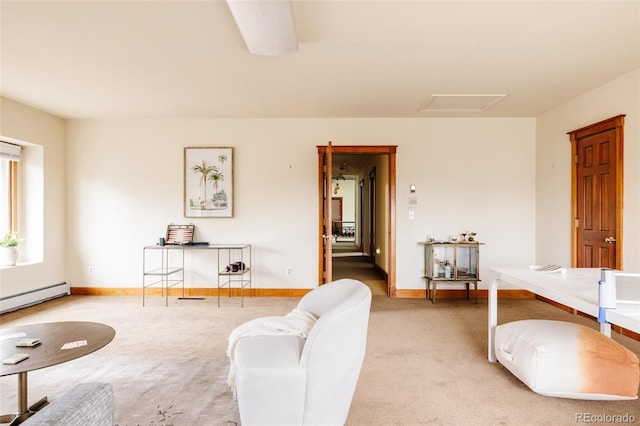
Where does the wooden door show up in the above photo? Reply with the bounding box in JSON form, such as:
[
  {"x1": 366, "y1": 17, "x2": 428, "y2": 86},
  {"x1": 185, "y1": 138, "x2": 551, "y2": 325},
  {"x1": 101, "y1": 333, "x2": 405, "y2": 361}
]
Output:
[
  {"x1": 320, "y1": 141, "x2": 334, "y2": 283},
  {"x1": 569, "y1": 115, "x2": 624, "y2": 269}
]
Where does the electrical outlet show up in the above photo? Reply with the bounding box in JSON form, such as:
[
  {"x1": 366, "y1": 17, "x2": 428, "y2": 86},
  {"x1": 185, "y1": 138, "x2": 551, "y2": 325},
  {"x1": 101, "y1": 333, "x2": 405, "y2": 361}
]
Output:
[
  {"x1": 89, "y1": 266, "x2": 94, "y2": 275},
  {"x1": 286, "y1": 267, "x2": 293, "y2": 276}
]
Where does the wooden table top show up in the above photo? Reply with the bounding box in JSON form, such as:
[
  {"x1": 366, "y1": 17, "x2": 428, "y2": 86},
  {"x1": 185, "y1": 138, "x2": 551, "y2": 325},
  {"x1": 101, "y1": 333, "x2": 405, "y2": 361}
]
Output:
[{"x1": 0, "y1": 321, "x2": 115, "y2": 376}]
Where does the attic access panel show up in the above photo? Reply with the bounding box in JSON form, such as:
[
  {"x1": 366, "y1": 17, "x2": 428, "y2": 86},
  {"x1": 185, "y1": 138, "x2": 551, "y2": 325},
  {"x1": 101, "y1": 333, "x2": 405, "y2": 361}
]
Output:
[
  {"x1": 165, "y1": 224, "x2": 194, "y2": 245},
  {"x1": 419, "y1": 94, "x2": 507, "y2": 112}
]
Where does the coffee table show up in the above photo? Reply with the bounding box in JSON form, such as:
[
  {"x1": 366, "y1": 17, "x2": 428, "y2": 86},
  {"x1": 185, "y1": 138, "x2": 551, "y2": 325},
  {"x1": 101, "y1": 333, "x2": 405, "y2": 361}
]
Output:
[{"x1": 0, "y1": 321, "x2": 116, "y2": 425}]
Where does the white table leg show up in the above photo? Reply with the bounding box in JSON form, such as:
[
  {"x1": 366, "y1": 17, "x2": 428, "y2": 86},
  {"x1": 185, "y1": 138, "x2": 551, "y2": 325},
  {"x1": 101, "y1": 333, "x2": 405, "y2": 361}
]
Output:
[
  {"x1": 488, "y1": 275, "x2": 499, "y2": 362},
  {"x1": 600, "y1": 322, "x2": 612, "y2": 337}
]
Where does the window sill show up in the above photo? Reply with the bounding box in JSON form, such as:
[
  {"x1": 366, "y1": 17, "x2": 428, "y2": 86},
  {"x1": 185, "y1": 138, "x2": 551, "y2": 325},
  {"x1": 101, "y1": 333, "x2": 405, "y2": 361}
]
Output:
[{"x1": 0, "y1": 261, "x2": 40, "y2": 270}]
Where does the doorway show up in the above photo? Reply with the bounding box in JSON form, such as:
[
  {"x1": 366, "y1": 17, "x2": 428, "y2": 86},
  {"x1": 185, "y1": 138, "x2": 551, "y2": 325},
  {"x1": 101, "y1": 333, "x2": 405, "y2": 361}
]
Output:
[
  {"x1": 568, "y1": 115, "x2": 625, "y2": 269},
  {"x1": 332, "y1": 163, "x2": 386, "y2": 296},
  {"x1": 317, "y1": 145, "x2": 397, "y2": 297}
]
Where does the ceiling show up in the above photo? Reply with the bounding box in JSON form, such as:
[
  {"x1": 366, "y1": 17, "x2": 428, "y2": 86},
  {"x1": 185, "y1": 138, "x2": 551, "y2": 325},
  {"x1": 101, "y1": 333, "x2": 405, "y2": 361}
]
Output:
[
  {"x1": 331, "y1": 153, "x2": 377, "y2": 179},
  {"x1": 1, "y1": 1, "x2": 638, "y2": 120}
]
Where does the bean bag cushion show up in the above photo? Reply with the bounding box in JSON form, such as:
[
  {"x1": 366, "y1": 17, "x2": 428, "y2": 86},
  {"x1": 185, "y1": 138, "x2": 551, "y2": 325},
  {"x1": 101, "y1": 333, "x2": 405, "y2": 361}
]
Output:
[{"x1": 494, "y1": 320, "x2": 639, "y2": 400}]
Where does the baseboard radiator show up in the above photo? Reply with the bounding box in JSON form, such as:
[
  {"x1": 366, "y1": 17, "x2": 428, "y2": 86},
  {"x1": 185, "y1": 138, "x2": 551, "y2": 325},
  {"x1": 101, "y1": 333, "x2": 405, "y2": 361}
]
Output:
[{"x1": 0, "y1": 282, "x2": 71, "y2": 314}]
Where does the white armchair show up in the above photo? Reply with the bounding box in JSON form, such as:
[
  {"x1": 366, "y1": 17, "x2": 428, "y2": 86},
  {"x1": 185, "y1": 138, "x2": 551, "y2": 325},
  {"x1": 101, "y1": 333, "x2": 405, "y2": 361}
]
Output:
[{"x1": 230, "y1": 278, "x2": 372, "y2": 426}]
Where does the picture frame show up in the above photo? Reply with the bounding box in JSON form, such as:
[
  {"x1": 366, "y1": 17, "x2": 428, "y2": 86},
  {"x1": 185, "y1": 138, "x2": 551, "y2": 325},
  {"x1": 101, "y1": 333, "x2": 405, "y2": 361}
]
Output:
[{"x1": 184, "y1": 147, "x2": 233, "y2": 218}]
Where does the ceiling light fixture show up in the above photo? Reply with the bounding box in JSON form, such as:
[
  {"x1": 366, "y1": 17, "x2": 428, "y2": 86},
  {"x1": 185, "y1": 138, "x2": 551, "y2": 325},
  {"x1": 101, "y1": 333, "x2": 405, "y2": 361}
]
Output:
[{"x1": 226, "y1": 0, "x2": 298, "y2": 56}]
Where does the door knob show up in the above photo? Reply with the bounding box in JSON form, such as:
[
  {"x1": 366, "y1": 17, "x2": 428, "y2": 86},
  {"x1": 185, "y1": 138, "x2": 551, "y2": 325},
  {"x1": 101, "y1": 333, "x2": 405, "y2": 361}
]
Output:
[{"x1": 604, "y1": 236, "x2": 616, "y2": 244}]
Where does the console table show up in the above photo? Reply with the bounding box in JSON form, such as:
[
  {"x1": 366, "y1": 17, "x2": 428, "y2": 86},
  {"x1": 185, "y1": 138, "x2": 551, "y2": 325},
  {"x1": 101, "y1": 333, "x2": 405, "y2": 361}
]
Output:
[
  {"x1": 142, "y1": 244, "x2": 251, "y2": 307},
  {"x1": 420, "y1": 241, "x2": 482, "y2": 303},
  {"x1": 488, "y1": 267, "x2": 640, "y2": 362}
]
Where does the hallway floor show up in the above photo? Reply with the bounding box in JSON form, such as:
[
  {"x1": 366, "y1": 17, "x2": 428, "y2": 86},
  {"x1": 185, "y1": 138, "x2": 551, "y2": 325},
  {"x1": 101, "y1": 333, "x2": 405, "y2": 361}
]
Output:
[{"x1": 332, "y1": 255, "x2": 387, "y2": 296}]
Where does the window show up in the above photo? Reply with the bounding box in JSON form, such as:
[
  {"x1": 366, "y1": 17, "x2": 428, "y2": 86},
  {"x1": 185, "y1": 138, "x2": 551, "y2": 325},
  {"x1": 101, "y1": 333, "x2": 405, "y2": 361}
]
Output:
[{"x1": 0, "y1": 141, "x2": 21, "y2": 236}]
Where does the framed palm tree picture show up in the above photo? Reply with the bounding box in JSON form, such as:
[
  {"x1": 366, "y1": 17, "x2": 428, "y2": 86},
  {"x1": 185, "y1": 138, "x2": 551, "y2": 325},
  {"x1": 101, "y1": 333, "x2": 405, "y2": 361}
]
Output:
[{"x1": 184, "y1": 147, "x2": 233, "y2": 218}]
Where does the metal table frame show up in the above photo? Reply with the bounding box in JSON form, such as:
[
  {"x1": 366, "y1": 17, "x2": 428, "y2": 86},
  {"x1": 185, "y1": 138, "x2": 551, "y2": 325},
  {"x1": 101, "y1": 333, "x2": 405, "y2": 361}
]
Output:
[{"x1": 142, "y1": 244, "x2": 252, "y2": 307}]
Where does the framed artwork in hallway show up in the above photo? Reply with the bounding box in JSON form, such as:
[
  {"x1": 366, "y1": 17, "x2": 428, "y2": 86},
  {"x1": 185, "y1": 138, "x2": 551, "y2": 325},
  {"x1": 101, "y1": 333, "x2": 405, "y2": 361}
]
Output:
[{"x1": 184, "y1": 147, "x2": 233, "y2": 218}]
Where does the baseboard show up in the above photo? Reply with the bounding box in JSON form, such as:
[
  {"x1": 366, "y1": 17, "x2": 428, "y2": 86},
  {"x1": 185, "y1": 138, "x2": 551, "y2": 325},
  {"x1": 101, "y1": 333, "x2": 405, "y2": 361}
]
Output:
[
  {"x1": 373, "y1": 263, "x2": 388, "y2": 281},
  {"x1": 394, "y1": 288, "x2": 534, "y2": 299},
  {"x1": 71, "y1": 287, "x2": 311, "y2": 298},
  {"x1": 72, "y1": 287, "x2": 531, "y2": 299}
]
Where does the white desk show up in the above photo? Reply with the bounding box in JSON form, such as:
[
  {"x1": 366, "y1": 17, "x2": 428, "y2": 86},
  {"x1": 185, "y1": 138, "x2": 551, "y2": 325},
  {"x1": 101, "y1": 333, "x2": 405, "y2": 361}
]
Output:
[{"x1": 488, "y1": 267, "x2": 640, "y2": 362}]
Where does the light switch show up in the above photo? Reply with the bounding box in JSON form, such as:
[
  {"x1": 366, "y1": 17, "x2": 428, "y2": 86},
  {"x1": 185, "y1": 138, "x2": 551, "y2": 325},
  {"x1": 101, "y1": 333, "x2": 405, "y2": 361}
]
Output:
[{"x1": 409, "y1": 211, "x2": 415, "y2": 220}]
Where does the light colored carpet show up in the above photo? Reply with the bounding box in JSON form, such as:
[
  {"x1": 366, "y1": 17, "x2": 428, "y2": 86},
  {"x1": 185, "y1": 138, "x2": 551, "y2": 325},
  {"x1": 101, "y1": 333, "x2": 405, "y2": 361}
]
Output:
[
  {"x1": 0, "y1": 355, "x2": 238, "y2": 426},
  {"x1": 1, "y1": 294, "x2": 639, "y2": 425}
]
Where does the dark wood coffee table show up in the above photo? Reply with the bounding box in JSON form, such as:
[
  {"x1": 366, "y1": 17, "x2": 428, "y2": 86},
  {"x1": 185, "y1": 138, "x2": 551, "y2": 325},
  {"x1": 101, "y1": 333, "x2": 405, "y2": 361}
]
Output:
[{"x1": 0, "y1": 321, "x2": 116, "y2": 425}]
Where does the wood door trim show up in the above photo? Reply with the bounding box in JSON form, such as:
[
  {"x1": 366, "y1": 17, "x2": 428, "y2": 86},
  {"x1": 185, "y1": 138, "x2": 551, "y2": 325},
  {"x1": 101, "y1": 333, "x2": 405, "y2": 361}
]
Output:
[
  {"x1": 568, "y1": 115, "x2": 625, "y2": 269},
  {"x1": 317, "y1": 145, "x2": 397, "y2": 296}
]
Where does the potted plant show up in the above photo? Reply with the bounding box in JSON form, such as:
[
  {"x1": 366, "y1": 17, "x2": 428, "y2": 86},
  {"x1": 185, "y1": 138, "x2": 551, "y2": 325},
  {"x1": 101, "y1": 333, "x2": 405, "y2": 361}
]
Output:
[{"x1": 0, "y1": 232, "x2": 20, "y2": 267}]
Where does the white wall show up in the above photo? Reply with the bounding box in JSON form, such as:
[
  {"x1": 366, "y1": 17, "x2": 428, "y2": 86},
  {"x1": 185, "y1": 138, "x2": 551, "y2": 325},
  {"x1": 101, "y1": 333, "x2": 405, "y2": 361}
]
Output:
[
  {"x1": 0, "y1": 97, "x2": 66, "y2": 296},
  {"x1": 4, "y1": 67, "x2": 638, "y2": 298},
  {"x1": 331, "y1": 177, "x2": 356, "y2": 223},
  {"x1": 4, "y1": 68, "x2": 637, "y2": 297},
  {"x1": 536, "y1": 69, "x2": 640, "y2": 272},
  {"x1": 373, "y1": 153, "x2": 390, "y2": 273},
  {"x1": 63, "y1": 117, "x2": 536, "y2": 291},
  {"x1": 397, "y1": 118, "x2": 536, "y2": 289}
]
